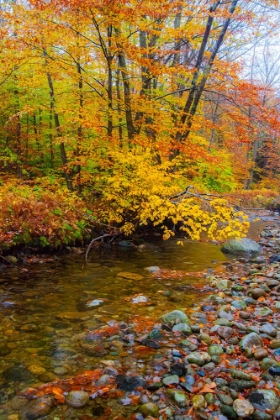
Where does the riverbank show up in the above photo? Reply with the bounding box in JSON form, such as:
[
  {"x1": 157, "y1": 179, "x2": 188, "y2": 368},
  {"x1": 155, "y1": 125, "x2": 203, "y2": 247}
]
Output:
[{"x1": 1, "y1": 221, "x2": 280, "y2": 419}]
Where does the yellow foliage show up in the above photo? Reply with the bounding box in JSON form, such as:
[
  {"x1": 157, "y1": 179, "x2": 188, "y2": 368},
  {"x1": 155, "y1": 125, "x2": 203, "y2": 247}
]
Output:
[{"x1": 96, "y1": 149, "x2": 249, "y2": 240}]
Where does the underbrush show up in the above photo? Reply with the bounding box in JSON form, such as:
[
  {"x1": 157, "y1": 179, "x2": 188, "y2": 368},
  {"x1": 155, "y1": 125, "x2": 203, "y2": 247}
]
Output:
[
  {"x1": 225, "y1": 189, "x2": 279, "y2": 209},
  {"x1": 0, "y1": 178, "x2": 93, "y2": 251}
]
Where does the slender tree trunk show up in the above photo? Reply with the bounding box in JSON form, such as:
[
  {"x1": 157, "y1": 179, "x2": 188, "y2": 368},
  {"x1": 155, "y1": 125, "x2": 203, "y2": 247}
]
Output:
[
  {"x1": 116, "y1": 69, "x2": 123, "y2": 144},
  {"x1": 171, "y1": 0, "x2": 238, "y2": 160},
  {"x1": 46, "y1": 70, "x2": 73, "y2": 191},
  {"x1": 115, "y1": 28, "x2": 135, "y2": 141}
]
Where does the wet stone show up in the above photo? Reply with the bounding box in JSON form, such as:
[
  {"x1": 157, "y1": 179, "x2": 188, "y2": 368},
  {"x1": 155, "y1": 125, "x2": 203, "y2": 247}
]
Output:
[
  {"x1": 217, "y1": 326, "x2": 233, "y2": 340},
  {"x1": 229, "y1": 380, "x2": 256, "y2": 391},
  {"x1": 221, "y1": 404, "x2": 238, "y2": 420},
  {"x1": 248, "y1": 389, "x2": 280, "y2": 411},
  {"x1": 160, "y1": 310, "x2": 190, "y2": 325},
  {"x1": 250, "y1": 288, "x2": 266, "y2": 299},
  {"x1": 167, "y1": 390, "x2": 188, "y2": 407},
  {"x1": 205, "y1": 393, "x2": 216, "y2": 405},
  {"x1": 0, "y1": 344, "x2": 10, "y2": 357},
  {"x1": 116, "y1": 375, "x2": 147, "y2": 391},
  {"x1": 239, "y1": 332, "x2": 263, "y2": 350},
  {"x1": 186, "y1": 352, "x2": 211, "y2": 366},
  {"x1": 254, "y1": 348, "x2": 268, "y2": 360},
  {"x1": 170, "y1": 363, "x2": 185, "y2": 377},
  {"x1": 192, "y1": 395, "x2": 205, "y2": 409},
  {"x1": 239, "y1": 311, "x2": 251, "y2": 320},
  {"x1": 53, "y1": 367, "x2": 68, "y2": 375},
  {"x1": 163, "y1": 375, "x2": 180, "y2": 386},
  {"x1": 65, "y1": 390, "x2": 89, "y2": 408},
  {"x1": 139, "y1": 403, "x2": 159, "y2": 417},
  {"x1": 215, "y1": 318, "x2": 232, "y2": 327},
  {"x1": 260, "y1": 323, "x2": 277, "y2": 337},
  {"x1": 261, "y1": 358, "x2": 280, "y2": 370},
  {"x1": 254, "y1": 307, "x2": 273, "y2": 317},
  {"x1": 198, "y1": 333, "x2": 212, "y2": 344},
  {"x1": 172, "y1": 323, "x2": 192, "y2": 334},
  {"x1": 218, "y1": 393, "x2": 234, "y2": 405},
  {"x1": 116, "y1": 271, "x2": 143, "y2": 280},
  {"x1": 55, "y1": 311, "x2": 90, "y2": 322},
  {"x1": 270, "y1": 339, "x2": 280, "y2": 349},
  {"x1": 3, "y1": 366, "x2": 33, "y2": 382},
  {"x1": 253, "y1": 409, "x2": 273, "y2": 420},
  {"x1": 229, "y1": 369, "x2": 252, "y2": 381},
  {"x1": 233, "y1": 399, "x2": 255, "y2": 418},
  {"x1": 23, "y1": 396, "x2": 53, "y2": 419}
]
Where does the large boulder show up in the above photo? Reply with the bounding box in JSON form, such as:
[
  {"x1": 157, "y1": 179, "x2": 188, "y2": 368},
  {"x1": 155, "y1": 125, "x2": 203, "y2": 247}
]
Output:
[{"x1": 221, "y1": 238, "x2": 262, "y2": 255}]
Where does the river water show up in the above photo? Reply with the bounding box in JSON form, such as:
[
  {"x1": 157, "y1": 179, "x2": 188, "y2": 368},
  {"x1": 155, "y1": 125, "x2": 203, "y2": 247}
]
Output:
[{"x1": 0, "y1": 239, "x2": 231, "y2": 404}]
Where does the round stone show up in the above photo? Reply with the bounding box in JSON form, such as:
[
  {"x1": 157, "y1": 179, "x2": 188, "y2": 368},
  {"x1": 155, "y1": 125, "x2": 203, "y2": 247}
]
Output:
[
  {"x1": 233, "y1": 399, "x2": 255, "y2": 418},
  {"x1": 192, "y1": 394, "x2": 205, "y2": 409},
  {"x1": 65, "y1": 390, "x2": 89, "y2": 408}
]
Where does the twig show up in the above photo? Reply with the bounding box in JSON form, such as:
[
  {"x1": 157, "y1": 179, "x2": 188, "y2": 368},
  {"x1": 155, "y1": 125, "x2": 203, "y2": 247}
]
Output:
[
  {"x1": 0, "y1": 255, "x2": 19, "y2": 269},
  {"x1": 85, "y1": 233, "x2": 120, "y2": 262}
]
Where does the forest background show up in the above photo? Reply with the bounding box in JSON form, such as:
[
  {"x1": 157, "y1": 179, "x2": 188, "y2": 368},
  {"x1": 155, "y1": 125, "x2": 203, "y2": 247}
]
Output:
[{"x1": 0, "y1": 0, "x2": 280, "y2": 252}]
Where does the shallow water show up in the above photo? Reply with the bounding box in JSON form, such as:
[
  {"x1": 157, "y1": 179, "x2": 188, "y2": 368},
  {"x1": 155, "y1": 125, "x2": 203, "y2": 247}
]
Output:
[{"x1": 0, "y1": 238, "x2": 230, "y2": 413}]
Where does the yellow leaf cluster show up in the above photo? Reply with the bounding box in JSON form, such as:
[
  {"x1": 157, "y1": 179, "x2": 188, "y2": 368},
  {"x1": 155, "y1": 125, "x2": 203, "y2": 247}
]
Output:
[{"x1": 96, "y1": 149, "x2": 249, "y2": 240}]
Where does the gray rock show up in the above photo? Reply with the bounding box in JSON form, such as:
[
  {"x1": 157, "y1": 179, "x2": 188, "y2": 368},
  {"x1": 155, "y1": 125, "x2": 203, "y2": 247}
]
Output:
[
  {"x1": 65, "y1": 390, "x2": 89, "y2": 408},
  {"x1": 24, "y1": 396, "x2": 53, "y2": 419},
  {"x1": 229, "y1": 369, "x2": 252, "y2": 380},
  {"x1": 186, "y1": 351, "x2": 211, "y2": 366},
  {"x1": 222, "y1": 239, "x2": 262, "y2": 255},
  {"x1": 253, "y1": 409, "x2": 273, "y2": 420},
  {"x1": 218, "y1": 309, "x2": 234, "y2": 321},
  {"x1": 215, "y1": 318, "x2": 232, "y2": 326},
  {"x1": 250, "y1": 288, "x2": 266, "y2": 299},
  {"x1": 248, "y1": 389, "x2": 280, "y2": 411},
  {"x1": 254, "y1": 348, "x2": 268, "y2": 360},
  {"x1": 254, "y1": 307, "x2": 273, "y2": 317},
  {"x1": 240, "y1": 332, "x2": 263, "y2": 350},
  {"x1": 261, "y1": 357, "x2": 280, "y2": 370},
  {"x1": 167, "y1": 390, "x2": 188, "y2": 407},
  {"x1": 160, "y1": 310, "x2": 190, "y2": 325},
  {"x1": 145, "y1": 266, "x2": 160, "y2": 272},
  {"x1": 231, "y1": 300, "x2": 247, "y2": 309},
  {"x1": 172, "y1": 323, "x2": 192, "y2": 334},
  {"x1": 260, "y1": 323, "x2": 277, "y2": 337},
  {"x1": 218, "y1": 393, "x2": 234, "y2": 405},
  {"x1": 230, "y1": 380, "x2": 256, "y2": 391},
  {"x1": 163, "y1": 375, "x2": 180, "y2": 386},
  {"x1": 208, "y1": 345, "x2": 224, "y2": 356},
  {"x1": 233, "y1": 399, "x2": 255, "y2": 418},
  {"x1": 198, "y1": 333, "x2": 212, "y2": 344},
  {"x1": 217, "y1": 326, "x2": 233, "y2": 340}
]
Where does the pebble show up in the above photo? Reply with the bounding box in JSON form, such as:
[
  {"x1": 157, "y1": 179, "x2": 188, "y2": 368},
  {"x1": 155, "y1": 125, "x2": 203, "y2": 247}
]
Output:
[
  {"x1": 65, "y1": 390, "x2": 89, "y2": 408},
  {"x1": 233, "y1": 399, "x2": 255, "y2": 418}
]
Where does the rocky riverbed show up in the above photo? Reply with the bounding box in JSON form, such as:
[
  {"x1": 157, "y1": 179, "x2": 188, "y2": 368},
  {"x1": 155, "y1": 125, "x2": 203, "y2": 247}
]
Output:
[{"x1": 2, "y1": 222, "x2": 280, "y2": 419}]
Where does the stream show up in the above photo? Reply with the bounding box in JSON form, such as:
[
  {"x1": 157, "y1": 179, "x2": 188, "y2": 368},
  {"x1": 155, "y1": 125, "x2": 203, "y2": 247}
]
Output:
[{"x1": 0, "y1": 218, "x2": 275, "y2": 419}]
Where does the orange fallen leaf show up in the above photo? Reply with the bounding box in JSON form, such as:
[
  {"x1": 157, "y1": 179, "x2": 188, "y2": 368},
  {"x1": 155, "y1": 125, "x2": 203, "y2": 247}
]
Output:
[{"x1": 199, "y1": 382, "x2": 217, "y2": 394}]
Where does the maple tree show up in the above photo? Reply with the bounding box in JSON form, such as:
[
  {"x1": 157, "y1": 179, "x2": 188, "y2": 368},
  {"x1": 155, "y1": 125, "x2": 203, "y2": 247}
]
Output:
[{"x1": 0, "y1": 0, "x2": 279, "y2": 249}]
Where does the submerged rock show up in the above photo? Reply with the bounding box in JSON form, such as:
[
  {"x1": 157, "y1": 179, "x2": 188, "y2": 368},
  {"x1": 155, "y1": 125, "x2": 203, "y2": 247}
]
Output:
[
  {"x1": 65, "y1": 390, "x2": 89, "y2": 408},
  {"x1": 116, "y1": 375, "x2": 147, "y2": 391},
  {"x1": 23, "y1": 396, "x2": 53, "y2": 419}
]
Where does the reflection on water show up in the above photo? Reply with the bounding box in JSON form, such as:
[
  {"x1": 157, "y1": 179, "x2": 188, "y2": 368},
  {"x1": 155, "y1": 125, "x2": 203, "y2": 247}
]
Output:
[{"x1": 0, "y1": 238, "x2": 228, "y2": 405}]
